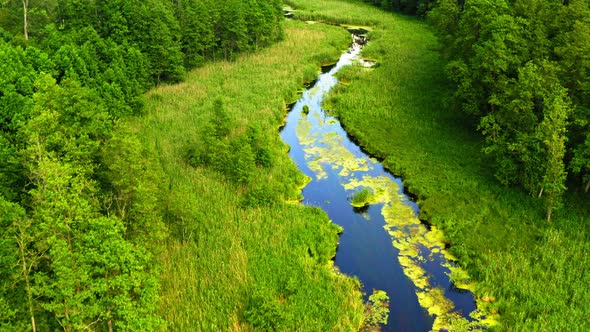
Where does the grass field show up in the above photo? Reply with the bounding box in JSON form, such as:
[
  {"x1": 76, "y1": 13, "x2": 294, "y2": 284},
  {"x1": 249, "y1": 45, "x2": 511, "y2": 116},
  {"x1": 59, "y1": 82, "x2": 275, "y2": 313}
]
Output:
[
  {"x1": 132, "y1": 20, "x2": 366, "y2": 330},
  {"x1": 286, "y1": 0, "x2": 590, "y2": 330}
]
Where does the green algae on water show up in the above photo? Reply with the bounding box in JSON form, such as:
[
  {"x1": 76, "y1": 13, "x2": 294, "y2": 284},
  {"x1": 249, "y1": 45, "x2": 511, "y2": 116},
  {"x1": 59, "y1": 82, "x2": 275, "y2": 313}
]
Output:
[
  {"x1": 296, "y1": 116, "x2": 370, "y2": 181},
  {"x1": 340, "y1": 171, "x2": 497, "y2": 330},
  {"x1": 289, "y1": 42, "x2": 498, "y2": 330}
]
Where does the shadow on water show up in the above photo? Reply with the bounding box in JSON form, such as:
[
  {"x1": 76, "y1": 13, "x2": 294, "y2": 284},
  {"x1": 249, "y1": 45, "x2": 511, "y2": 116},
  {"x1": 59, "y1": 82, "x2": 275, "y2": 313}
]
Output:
[
  {"x1": 321, "y1": 63, "x2": 338, "y2": 74},
  {"x1": 353, "y1": 205, "x2": 370, "y2": 214},
  {"x1": 279, "y1": 34, "x2": 478, "y2": 331}
]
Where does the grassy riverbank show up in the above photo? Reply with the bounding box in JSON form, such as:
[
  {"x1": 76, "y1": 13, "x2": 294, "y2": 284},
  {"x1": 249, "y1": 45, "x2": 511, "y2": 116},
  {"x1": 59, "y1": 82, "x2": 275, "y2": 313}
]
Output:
[
  {"x1": 133, "y1": 20, "x2": 365, "y2": 330},
  {"x1": 288, "y1": 0, "x2": 590, "y2": 330}
]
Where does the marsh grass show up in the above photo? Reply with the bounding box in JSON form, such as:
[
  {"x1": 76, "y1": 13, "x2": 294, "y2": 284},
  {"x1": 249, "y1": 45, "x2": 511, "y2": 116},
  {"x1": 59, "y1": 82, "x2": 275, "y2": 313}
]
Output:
[
  {"x1": 351, "y1": 188, "x2": 373, "y2": 207},
  {"x1": 284, "y1": 0, "x2": 590, "y2": 330},
  {"x1": 134, "y1": 20, "x2": 364, "y2": 330}
]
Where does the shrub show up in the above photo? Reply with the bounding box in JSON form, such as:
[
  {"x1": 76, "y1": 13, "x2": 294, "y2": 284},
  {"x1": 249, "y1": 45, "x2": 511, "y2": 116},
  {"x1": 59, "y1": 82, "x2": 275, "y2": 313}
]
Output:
[
  {"x1": 243, "y1": 287, "x2": 284, "y2": 330},
  {"x1": 351, "y1": 188, "x2": 373, "y2": 207}
]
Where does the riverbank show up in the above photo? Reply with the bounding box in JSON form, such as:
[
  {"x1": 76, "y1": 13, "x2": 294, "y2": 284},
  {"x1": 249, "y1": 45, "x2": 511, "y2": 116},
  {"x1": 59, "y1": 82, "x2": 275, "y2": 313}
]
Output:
[
  {"x1": 133, "y1": 20, "x2": 366, "y2": 330},
  {"x1": 287, "y1": 0, "x2": 590, "y2": 330},
  {"x1": 280, "y1": 38, "x2": 488, "y2": 330}
]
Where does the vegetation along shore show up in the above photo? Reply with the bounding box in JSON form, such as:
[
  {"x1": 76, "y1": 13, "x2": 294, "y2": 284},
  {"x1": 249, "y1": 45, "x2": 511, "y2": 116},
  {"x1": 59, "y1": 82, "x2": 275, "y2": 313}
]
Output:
[{"x1": 1, "y1": 0, "x2": 588, "y2": 331}]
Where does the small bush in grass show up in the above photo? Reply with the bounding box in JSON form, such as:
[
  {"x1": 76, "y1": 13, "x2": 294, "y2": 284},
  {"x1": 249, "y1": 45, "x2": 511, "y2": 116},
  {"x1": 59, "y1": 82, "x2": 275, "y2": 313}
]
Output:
[
  {"x1": 243, "y1": 287, "x2": 283, "y2": 330},
  {"x1": 247, "y1": 124, "x2": 273, "y2": 168},
  {"x1": 241, "y1": 184, "x2": 280, "y2": 208},
  {"x1": 351, "y1": 188, "x2": 373, "y2": 207}
]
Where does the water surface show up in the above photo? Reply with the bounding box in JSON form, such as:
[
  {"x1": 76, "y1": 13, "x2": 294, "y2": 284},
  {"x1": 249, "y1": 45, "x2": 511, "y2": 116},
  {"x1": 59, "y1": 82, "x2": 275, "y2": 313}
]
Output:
[{"x1": 280, "y1": 37, "x2": 477, "y2": 331}]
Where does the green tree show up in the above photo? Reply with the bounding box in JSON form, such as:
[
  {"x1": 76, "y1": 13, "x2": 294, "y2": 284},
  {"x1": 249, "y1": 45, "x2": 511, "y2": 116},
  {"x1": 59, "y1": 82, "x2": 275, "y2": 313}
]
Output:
[
  {"x1": 537, "y1": 86, "x2": 570, "y2": 223},
  {"x1": 229, "y1": 136, "x2": 256, "y2": 185},
  {"x1": 100, "y1": 125, "x2": 167, "y2": 247},
  {"x1": 18, "y1": 71, "x2": 163, "y2": 331},
  {"x1": 119, "y1": 0, "x2": 183, "y2": 83},
  {"x1": 430, "y1": 0, "x2": 590, "y2": 221},
  {"x1": 175, "y1": 0, "x2": 217, "y2": 67},
  {"x1": 218, "y1": 0, "x2": 248, "y2": 59},
  {"x1": 0, "y1": 197, "x2": 37, "y2": 331},
  {"x1": 571, "y1": 131, "x2": 590, "y2": 192},
  {"x1": 428, "y1": 0, "x2": 461, "y2": 58},
  {"x1": 56, "y1": 0, "x2": 96, "y2": 30},
  {"x1": 0, "y1": 0, "x2": 54, "y2": 41},
  {"x1": 554, "y1": 0, "x2": 590, "y2": 103}
]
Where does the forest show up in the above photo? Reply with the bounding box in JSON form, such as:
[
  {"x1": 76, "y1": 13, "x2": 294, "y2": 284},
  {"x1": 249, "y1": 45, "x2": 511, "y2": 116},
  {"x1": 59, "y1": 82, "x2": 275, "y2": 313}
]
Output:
[
  {"x1": 1, "y1": 0, "x2": 589, "y2": 331},
  {"x1": 0, "y1": 0, "x2": 288, "y2": 330},
  {"x1": 365, "y1": 0, "x2": 590, "y2": 225},
  {"x1": 428, "y1": 0, "x2": 590, "y2": 223}
]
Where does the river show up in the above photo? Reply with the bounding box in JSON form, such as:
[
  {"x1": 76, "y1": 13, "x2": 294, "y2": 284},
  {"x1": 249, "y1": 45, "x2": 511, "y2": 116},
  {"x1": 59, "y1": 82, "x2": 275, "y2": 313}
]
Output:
[{"x1": 279, "y1": 33, "x2": 478, "y2": 331}]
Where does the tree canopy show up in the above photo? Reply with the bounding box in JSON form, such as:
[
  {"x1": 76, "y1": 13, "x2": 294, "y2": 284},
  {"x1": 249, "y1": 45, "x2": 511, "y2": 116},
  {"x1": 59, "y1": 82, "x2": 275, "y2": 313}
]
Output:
[{"x1": 0, "y1": 0, "x2": 284, "y2": 329}]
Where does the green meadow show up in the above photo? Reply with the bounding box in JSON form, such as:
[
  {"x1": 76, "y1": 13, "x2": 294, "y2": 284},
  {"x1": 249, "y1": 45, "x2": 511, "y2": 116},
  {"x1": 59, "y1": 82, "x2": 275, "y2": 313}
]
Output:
[
  {"x1": 285, "y1": 0, "x2": 589, "y2": 330},
  {"x1": 132, "y1": 20, "x2": 365, "y2": 330}
]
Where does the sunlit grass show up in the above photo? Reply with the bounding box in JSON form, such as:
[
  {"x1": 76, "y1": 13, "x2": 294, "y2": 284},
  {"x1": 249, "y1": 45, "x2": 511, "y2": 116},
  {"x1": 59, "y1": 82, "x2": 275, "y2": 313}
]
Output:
[
  {"x1": 131, "y1": 19, "x2": 365, "y2": 330},
  {"x1": 287, "y1": 0, "x2": 590, "y2": 330}
]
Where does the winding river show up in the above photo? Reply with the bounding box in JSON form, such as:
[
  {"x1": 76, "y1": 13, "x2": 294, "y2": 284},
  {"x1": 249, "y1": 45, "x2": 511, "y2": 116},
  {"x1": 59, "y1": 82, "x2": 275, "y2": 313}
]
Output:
[{"x1": 280, "y1": 34, "x2": 479, "y2": 331}]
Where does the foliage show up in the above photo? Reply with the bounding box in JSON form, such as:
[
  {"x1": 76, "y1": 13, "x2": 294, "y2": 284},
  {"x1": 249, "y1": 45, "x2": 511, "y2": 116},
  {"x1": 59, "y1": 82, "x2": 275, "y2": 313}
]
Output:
[
  {"x1": 0, "y1": 0, "x2": 286, "y2": 330},
  {"x1": 243, "y1": 287, "x2": 284, "y2": 330},
  {"x1": 362, "y1": 0, "x2": 434, "y2": 16},
  {"x1": 140, "y1": 19, "x2": 364, "y2": 330},
  {"x1": 351, "y1": 187, "x2": 374, "y2": 207},
  {"x1": 426, "y1": 0, "x2": 590, "y2": 219}
]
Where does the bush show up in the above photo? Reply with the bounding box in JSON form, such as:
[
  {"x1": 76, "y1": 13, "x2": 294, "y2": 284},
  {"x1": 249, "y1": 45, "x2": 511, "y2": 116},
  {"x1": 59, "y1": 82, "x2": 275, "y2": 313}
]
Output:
[
  {"x1": 351, "y1": 188, "x2": 373, "y2": 207},
  {"x1": 246, "y1": 124, "x2": 273, "y2": 168},
  {"x1": 243, "y1": 287, "x2": 284, "y2": 330},
  {"x1": 241, "y1": 184, "x2": 279, "y2": 208},
  {"x1": 302, "y1": 105, "x2": 310, "y2": 115}
]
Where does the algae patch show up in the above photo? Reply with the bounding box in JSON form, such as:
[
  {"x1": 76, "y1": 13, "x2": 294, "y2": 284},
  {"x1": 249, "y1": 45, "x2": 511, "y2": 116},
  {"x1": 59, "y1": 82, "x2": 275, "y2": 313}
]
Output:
[
  {"x1": 287, "y1": 40, "x2": 498, "y2": 330},
  {"x1": 341, "y1": 171, "x2": 497, "y2": 330},
  {"x1": 296, "y1": 114, "x2": 370, "y2": 181}
]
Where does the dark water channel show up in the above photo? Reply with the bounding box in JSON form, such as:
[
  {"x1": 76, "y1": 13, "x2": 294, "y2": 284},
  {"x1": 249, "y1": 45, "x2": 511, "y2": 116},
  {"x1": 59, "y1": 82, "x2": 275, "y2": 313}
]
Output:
[{"x1": 280, "y1": 36, "x2": 477, "y2": 331}]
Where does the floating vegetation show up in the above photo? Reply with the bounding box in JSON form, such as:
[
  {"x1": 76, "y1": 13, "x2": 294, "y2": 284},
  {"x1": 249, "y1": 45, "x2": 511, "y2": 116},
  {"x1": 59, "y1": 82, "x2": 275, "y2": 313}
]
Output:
[
  {"x1": 312, "y1": 110, "x2": 324, "y2": 125},
  {"x1": 302, "y1": 105, "x2": 310, "y2": 115},
  {"x1": 296, "y1": 115, "x2": 315, "y2": 146},
  {"x1": 308, "y1": 157, "x2": 328, "y2": 181},
  {"x1": 369, "y1": 176, "x2": 499, "y2": 330},
  {"x1": 297, "y1": 144, "x2": 495, "y2": 328},
  {"x1": 296, "y1": 115, "x2": 370, "y2": 180},
  {"x1": 288, "y1": 33, "x2": 498, "y2": 330},
  {"x1": 362, "y1": 289, "x2": 390, "y2": 330},
  {"x1": 351, "y1": 188, "x2": 374, "y2": 207}
]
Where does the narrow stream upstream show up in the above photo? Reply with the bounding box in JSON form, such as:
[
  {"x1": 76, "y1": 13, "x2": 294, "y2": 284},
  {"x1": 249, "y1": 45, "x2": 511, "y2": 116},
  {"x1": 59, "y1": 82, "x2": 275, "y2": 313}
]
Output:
[{"x1": 280, "y1": 35, "x2": 478, "y2": 331}]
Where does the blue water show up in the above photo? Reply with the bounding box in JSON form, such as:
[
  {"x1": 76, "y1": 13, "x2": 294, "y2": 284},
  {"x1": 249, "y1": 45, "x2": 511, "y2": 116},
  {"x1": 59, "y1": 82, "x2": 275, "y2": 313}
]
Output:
[{"x1": 279, "y1": 40, "x2": 476, "y2": 331}]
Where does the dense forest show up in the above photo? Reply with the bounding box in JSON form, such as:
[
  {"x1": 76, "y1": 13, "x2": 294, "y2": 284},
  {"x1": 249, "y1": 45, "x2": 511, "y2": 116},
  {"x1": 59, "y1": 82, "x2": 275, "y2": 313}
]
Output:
[
  {"x1": 0, "y1": 0, "x2": 284, "y2": 330},
  {"x1": 362, "y1": 0, "x2": 435, "y2": 16},
  {"x1": 364, "y1": 0, "x2": 590, "y2": 222},
  {"x1": 428, "y1": 0, "x2": 590, "y2": 222}
]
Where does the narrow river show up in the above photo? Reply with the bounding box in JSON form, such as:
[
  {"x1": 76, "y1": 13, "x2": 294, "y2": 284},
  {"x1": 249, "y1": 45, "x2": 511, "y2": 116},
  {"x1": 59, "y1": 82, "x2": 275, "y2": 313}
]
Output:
[{"x1": 280, "y1": 35, "x2": 478, "y2": 331}]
